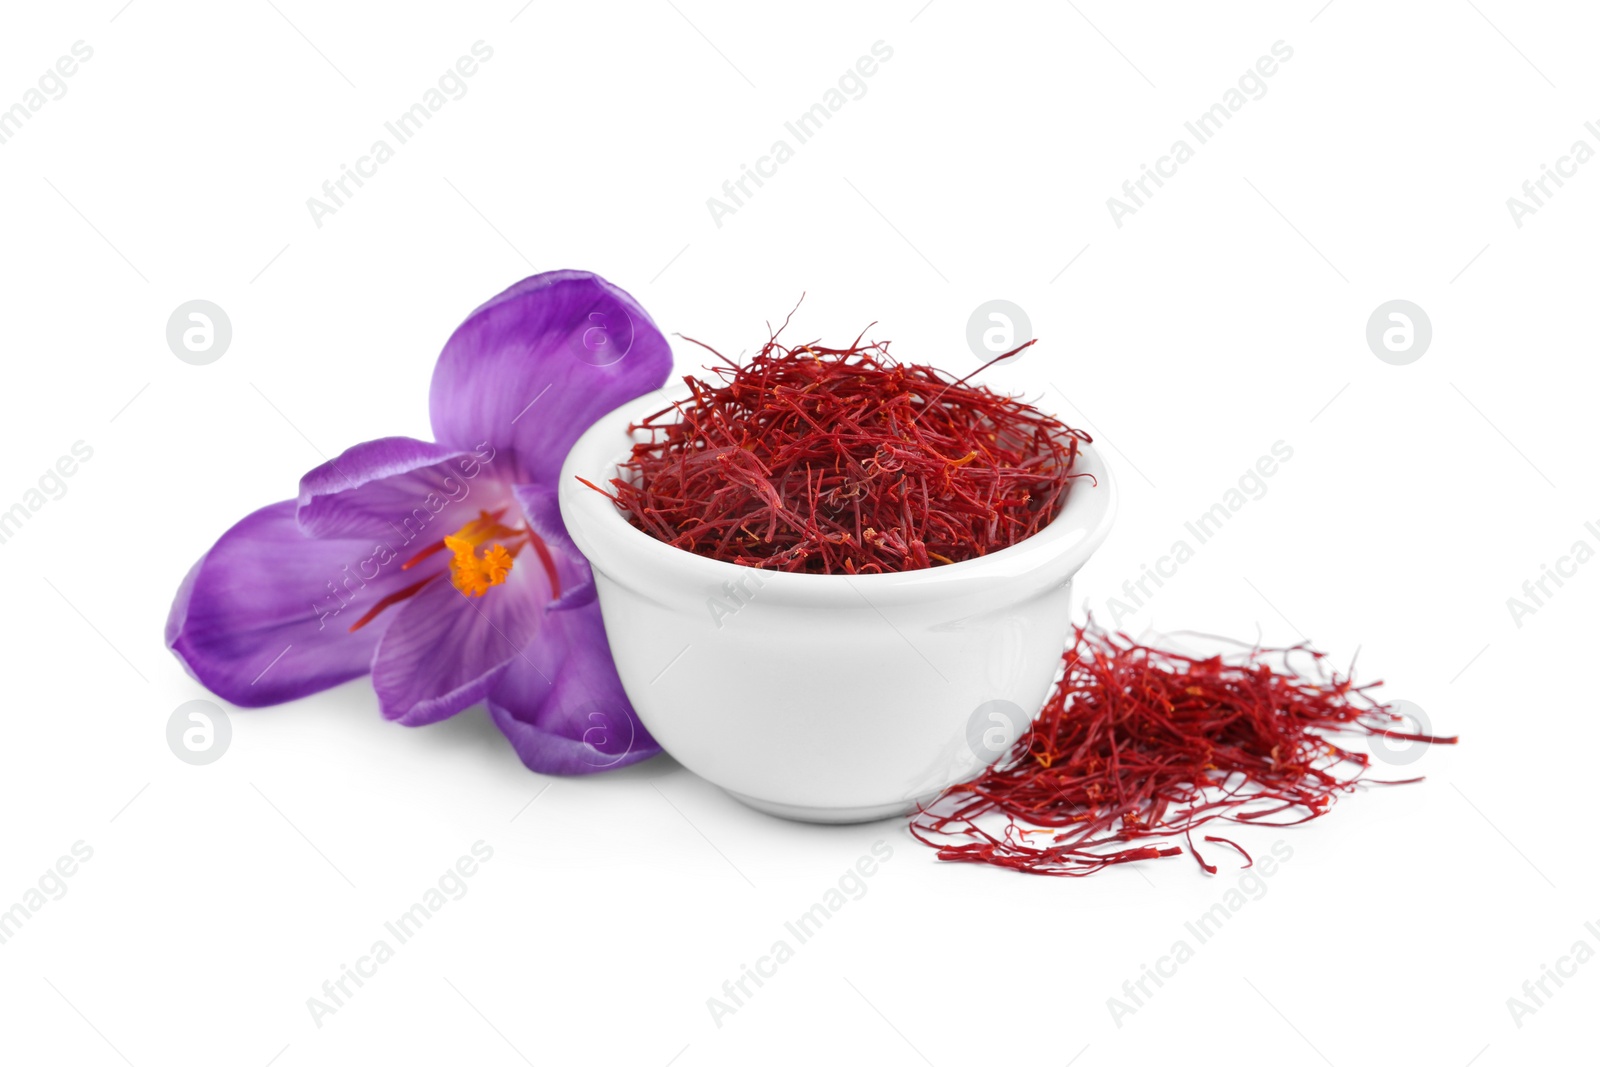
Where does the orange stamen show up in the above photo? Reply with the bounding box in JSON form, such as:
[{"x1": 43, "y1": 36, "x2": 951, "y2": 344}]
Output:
[{"x1": 445, "y1": 534, "x2": 515, "y2": 597}]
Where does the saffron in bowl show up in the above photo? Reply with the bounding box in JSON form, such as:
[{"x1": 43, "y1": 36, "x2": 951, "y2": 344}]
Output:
[
  {"x1": 579, "y1": 331, "x2": 1092, "y2": 574},
  {"x1": 560, "y1": 331, "x2": 1115, "y2": 822}
]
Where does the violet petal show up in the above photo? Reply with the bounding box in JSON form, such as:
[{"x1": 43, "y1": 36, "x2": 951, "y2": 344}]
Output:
[
  {"x1": 371, "y1": 551, "x2": 548, "y2": 726},
  {"x1": 296, "y1": 435, "x2": 505, "y2": 541},
  {"x1": 487, "y1": 605, "x2": 660, "y2": 774},
  {"x1": 428, "y1": 270, "x2": 674, "y2": 482},
  {"x1": 166, "y1": 500, "x2": 423, "y2": 706}
]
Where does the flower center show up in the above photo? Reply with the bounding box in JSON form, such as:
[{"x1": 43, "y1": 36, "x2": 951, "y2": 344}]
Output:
[
  {"x1": 345, "y1": 507, "x2": 562, "y2": 632},
  {"x1": 440, "y1": 511, "x2": 521, "y2": 597}
]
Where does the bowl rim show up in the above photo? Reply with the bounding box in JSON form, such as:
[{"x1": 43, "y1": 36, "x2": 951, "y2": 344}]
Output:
[{"x1": 559, "y1": 383, "x2": 1118, "y2": 592}]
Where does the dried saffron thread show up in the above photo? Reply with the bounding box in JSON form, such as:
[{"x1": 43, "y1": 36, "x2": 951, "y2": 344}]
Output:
[
  {"x1": 582, "y1": 314, "x2": 1090, "y2": 574},
  {"x1": 910, "y1": 622, "x2": 1459, "y2": 877}
]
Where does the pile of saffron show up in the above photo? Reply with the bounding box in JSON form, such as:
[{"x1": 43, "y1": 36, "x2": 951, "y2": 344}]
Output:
[
  {"x1": 911, "y1": 623, "x2": 1458, "y2": 876},
  {"x1": 581, "y1": 327, "x2": 1090, "y2": 574}
]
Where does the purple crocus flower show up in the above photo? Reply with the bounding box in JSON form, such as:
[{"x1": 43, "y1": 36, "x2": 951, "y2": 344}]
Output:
[{"x1": 166, "y1": 270, "x2": 670, "y2": 773}]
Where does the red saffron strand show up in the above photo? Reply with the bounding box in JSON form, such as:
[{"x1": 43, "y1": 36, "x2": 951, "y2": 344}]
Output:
[
  {"x1": 346, "y1": 574, "x2": 439, "y2": 633},
  {"x1": 583, "y1": 321, "x2": 1091, "y2": 574},
  {"x1": 910, "y1": 621, "x2": 1459, "y2": 877}
]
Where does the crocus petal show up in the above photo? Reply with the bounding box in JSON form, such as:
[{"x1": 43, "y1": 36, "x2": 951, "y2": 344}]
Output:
[
  {"x1": 428, "y1": 270, "x2": 674, "y2": 482},
  {"x1": 297, "y1": 436, "x2": 501, "y2": 541},
  {"x1": 371, "y1": 552, "x2": 548, "y2": 726},
  {"x1": 512, "y1": 483, "x2": 595, "y2": 611},
  {"x1": 167, "y1": 501, "x2": 423, "y2": 707},
  {"x1": 487, "y1": 605, "x2": 660, "y2": 774}
]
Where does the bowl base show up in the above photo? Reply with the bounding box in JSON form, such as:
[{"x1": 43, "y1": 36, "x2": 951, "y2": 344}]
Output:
[{"x1": 724, "y1": 789, "x2": 923, "y2": 824}]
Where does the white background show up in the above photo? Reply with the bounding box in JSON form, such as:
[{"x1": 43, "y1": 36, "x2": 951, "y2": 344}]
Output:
[{"x1": 1, "y1": 1, "x2": 1595, "y2": 1064}]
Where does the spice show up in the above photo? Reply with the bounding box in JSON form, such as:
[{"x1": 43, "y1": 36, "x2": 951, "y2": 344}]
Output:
[
  {"x1": 911, "y1": 622, "x2": 1458, "y2": 876},
  {"x1": 581, "y1": 317, "x2": 1090, "y2": 574}
]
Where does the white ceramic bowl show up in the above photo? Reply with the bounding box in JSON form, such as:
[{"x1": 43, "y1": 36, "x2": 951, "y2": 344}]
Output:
[{"x1": 559, "y1": 393, "x2": 1117, "y2": 823}]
